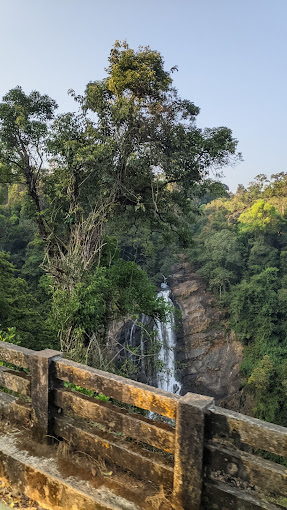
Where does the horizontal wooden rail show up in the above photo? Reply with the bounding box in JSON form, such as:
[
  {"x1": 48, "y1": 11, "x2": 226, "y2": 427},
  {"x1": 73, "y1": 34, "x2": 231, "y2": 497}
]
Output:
[
  {"x1": 205, "y1": 442, "x2": 287, "y2": 498},
  {"x1": 0, "y1": 341, "x2": 34, "y2": 369},
  {"x1": 0, "y1": 367, "x2": 31, "y2": 396},
  {"x1": 2, "y1": 340, "x2": 287, "y2": 509},
  {"x1": 54, "y1": 416, "x2": 174, "y2": 487},
  {"x1": 0, "y1": 390, "x2": 32, "y2": 425},
  {"x1": 55, "y1": 358, "x2": 180, "y2": 419},
  {"x1": 203, "y1": 481, "x2": 279, "y2": 510},
  {"x1": 55, "y1": 388, "x2": 175, "y2": 453},
  {"x1": 207, "y1": 405, "x2": 287, "y2": 457}
]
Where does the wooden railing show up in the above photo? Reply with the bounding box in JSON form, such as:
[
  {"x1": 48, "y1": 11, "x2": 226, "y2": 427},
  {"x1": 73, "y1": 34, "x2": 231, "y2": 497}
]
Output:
[
  {"x1": 0, "y1": 340, "x2": 286, "y2": 510},
  {"x1": 203, "y1": 406, "x2": 287, "y2": 509}
]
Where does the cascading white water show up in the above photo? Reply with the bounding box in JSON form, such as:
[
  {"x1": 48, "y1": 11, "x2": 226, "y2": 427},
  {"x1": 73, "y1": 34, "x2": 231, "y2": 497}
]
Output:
[
  {"x1": 127, "y1": 280, "x2": 181, "y2": 394},
  {"x1": 154, "y1": 281, "x2": 181, "y2": 394}
]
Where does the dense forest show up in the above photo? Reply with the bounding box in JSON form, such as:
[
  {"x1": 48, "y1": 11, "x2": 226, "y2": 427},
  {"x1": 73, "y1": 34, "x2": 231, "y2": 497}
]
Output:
[
  {"x1": 0, "y1": 41, "x2": 239, "y2": 361},
  {"x1": 189, "y1": 173, "x2": 287, "y2": 426},
  {"x1": 3, "y1": 42, "x2": 287, "y2": 428}
]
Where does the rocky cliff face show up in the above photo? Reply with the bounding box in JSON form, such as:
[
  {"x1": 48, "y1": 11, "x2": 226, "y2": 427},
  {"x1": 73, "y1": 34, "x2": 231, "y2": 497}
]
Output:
[{"x1": 170, "y1": 260, "x2": 243, "y2": 409}]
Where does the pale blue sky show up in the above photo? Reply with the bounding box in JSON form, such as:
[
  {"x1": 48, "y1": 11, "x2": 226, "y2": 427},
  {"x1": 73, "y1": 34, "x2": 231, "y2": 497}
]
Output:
[{"x1": 1, "y1": 0, "x2": 286, "y2": 191}]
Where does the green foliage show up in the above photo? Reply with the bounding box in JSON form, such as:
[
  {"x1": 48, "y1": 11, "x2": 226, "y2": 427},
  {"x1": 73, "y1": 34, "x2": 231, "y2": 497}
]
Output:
[
  {"x1": 189, "y1": 173, "x2": 287, "y2": 425},
  {"x1": 238, "y1": 199, "x2": 282, "y2": 236},
  {"x1": 0, "y1": 327, "x2": 19, "y2": 367},
  {"x1": 195, "y1": 229, "x2": 244, "y2": 296},
  {"x1": 81, "y1": 40, "x2": 240, "y2": 240},
  {"x1": 106, "y1": 40, "x2": 172, "y2": 100},
  {"x1": 248, "y1": 355, "x2": 274, "y2": 392},
  {"x1": 229, "y1": 267, "x2": 279, "y2": 344},
  {"x1": 0, "y1": 251, "x2": 56, "y2": 350},
  {"x1": 0, "y1": 42, "x2": 241, "y2": 374},
  {"x1": 0, "y1": 184, "x2": 37, "y2": 268},
  {"x1": 63, "y1": 381, "x2": 110, "y2": 401},
  {"x1": 247, "y1": 354, "x2": 283, "y2": 423},
  {"x1": 0, "y1": 327, "x2": 17, "y2": 344},
  {"x1": 0, "y1": 41, "x2": 241, "y2": 364},
  {"x1": 51, "y1": 258, "x2": 167, "y2": 365},
  {"x1": 0, "y1": 86, "x2": 57, "y2": 240},
  {"x1": 0, "y1": 86, "x2": 57, "y2": 178},
  {"x1": 247, "y1": 239, "x2": 279, "y2": 275}
]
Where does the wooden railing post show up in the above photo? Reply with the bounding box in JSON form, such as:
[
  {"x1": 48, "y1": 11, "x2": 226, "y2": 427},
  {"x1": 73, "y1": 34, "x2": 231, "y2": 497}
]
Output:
[
  {"x1": 172, "y1": 393, "x2": 214, "y2": 510},
  {"x1": 29, "y1": 349, "x2": 62, "y2": 442}
]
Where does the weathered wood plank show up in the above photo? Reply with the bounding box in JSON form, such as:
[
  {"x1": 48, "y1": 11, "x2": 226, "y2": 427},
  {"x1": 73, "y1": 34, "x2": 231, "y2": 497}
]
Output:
[
  {"x1": 173, "y1": 393, "x2": 214, "y2": 510},
  {"x1": 55, "y1": 388, "x2": 175, "y2": 453},
  {"x1": 205, "y1": 442, "x2": 287, "y2": 498},
  {"x1": 207, "y1": 405, "x2": 287, "y2": 458},
  {"x1": 30, "y1": 349, "x2": 62, "y2": 442},
  {"x1": 55, "y1": 358, "x2": 180, "y2": 419},
  {"x1": 0, "y1": 391, "x2": 32, "y2": 426},
  {"x1": 0, "y1": 340, "x2": 34, "y2": 369},
  {"x1": 202, "y1": 481, "x2": 282, "y2": 510},
  {"x1": 54, "y1": 416, "x2": 174, "y2": 488},
  {"x1": 0, "y1": 367, "x2": 31, "y2": 396}
]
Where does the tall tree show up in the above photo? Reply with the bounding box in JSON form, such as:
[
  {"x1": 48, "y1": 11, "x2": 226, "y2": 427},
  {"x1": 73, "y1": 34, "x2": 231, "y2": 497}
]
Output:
[
  {"x1": 0, "y1": 41, "x2": 241, "y2": 358},
  {"x1": 81, "y1": 41, "x2": 240, "y2": 231},
  {"x1": 0, "y1": 87, "x2": 57, "y2": 238}
]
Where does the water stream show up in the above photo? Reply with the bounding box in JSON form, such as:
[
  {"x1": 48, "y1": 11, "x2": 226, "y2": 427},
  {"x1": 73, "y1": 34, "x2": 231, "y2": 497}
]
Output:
[
  {"x1": 154, "y1": 282, "x2": 181, "y2": 394},
  {"x1": 127, "y1": 280, "x2": 181, "y2": 395}
]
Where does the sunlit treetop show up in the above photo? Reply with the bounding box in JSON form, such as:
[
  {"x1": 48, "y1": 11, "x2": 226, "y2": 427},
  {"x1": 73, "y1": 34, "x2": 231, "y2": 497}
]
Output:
[{"x1": 106, "y1": 40, "x2": 172, "y2": 100}]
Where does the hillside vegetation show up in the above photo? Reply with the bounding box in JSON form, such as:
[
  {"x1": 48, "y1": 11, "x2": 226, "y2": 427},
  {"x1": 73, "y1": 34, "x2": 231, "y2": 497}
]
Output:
[
  {"x1": 189, "y1": 173, "x2": 287, "y2": 425},
  {"x1": 1, "y1": 39, "x2": 286, "y2": 427},
  {"x1": 0, "y1": 41, "x2": 239, "y2": 374}
]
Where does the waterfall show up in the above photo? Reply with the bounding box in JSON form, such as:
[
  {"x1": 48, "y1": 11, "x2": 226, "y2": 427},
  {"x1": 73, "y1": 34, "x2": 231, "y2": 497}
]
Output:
[
  {"x1": 154, "y1": 281, "x2": 181, "y2": 394},
  {"x1": 126, "y1": 280, "x2": 181, "y2": 394}
]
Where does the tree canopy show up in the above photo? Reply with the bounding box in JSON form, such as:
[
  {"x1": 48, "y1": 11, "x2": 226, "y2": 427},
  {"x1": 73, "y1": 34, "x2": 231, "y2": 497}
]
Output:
[
  {"x1": 0, "y1": 41, "x2": 241, "y2": 364},
  {"x1": 189, "y1": 173, "x2": 287, "y2": 425}
]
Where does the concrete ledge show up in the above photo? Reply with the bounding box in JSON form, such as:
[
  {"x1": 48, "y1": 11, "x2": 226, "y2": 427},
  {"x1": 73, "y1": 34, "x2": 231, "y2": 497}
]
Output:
[{"x1": 0, "y1": 433, "x2": 140, "y2": 510}]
